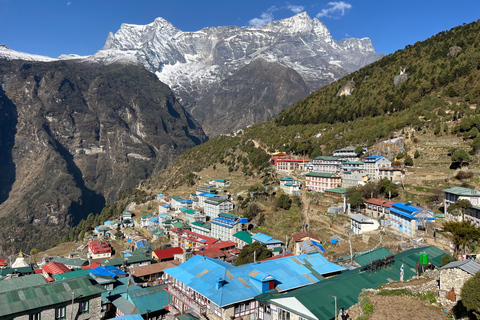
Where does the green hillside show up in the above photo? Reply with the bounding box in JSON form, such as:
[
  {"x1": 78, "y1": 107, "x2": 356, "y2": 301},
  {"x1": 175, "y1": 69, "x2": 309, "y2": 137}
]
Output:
[{"x1": 145, "y1": 19, "x2": 480, "y2": 190}]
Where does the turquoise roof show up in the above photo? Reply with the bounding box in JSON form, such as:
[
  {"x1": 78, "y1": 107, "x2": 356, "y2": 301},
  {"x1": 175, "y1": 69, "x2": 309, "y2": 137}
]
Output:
[
  {"x1": 251, "y1": 232, "x2": 283, "y2": 245},
  {"x1": 443, "y1": 186, "x2": 480, "y2": 197},
  {"x1": 111, "y1": 285, "x2": 168, "y2": 315},
  {"x1": 233, "y1": 231, "x2": 253, "y2": 244}
]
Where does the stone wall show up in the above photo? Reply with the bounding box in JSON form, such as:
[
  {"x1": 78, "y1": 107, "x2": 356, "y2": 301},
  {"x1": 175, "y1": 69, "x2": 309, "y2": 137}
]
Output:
[
  {"x1": 13, "y1": 296, "x2": 102, "y2": 320},
  {"x1": 439, "y1": 268, "x2": 472, "y2": 302}
]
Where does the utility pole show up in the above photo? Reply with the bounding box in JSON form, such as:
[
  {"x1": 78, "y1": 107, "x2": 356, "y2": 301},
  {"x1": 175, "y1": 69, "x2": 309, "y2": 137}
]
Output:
[
  {"x1": 330, "y1": 295, "x2": 337, "y2": 320},
  {"x1": 348, "y1": 233, "x2": 353, "y2": 264}
]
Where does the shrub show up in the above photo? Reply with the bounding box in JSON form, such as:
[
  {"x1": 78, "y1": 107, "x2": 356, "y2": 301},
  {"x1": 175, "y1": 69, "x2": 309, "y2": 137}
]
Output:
[{"x1": 455, "y1": 171, "x2": 474, "y2": 180}]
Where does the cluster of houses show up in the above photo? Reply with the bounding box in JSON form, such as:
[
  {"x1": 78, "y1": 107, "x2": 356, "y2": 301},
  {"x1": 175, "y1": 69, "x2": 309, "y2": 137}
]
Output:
[
  {"x1": 273, "y1": 148, "x2": 405, "y2": 195},
  {"x1": 4, "y1": 229, "x2": 473, "y2": 320},
  {"x1": 3, "y1": 149, "x2": 480, "y2": 319}
]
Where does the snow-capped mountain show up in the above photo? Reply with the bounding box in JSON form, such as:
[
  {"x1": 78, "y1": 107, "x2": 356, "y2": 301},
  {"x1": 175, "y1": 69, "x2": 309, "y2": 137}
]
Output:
[
  {"x1": 0, "y1": 12, "x2": 384, "y2": 137},
  {"x1": 92, "y1": 12, "x2": 384, "y2": 112},
  {"x1": 0, "y1": 44, "x2": 54, "y2": 62}
]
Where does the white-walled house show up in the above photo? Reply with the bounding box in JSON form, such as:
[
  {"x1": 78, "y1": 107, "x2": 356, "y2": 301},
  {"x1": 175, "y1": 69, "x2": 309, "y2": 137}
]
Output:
[{"x1": 350, "y1": 214, "x2": 379, "y2": 234}]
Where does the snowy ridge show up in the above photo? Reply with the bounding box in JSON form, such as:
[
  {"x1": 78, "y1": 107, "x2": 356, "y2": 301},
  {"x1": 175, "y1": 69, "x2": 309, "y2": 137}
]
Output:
[
  {"x1": 0, "y1": 12, "x2": 384, "y2": 113},
  {"x1": 0, "y1": 44, "x2": 54, "y2": 62},
  {"x1": 91, "y1": 12, "x2": 383, "y2": 108}
]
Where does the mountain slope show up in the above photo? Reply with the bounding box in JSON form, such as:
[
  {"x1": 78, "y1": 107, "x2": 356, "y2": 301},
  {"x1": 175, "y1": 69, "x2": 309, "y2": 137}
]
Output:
[
  {"x1": 91, "y1": 12, "x2": 383, "y2": 136},
  {"x1": 0, "y1": 60, "x2": 206, "y2": 254},
  {"x1": 192, "y1": 58, "x2": 310, "y2": 137},
  {"x1": 145, "y1": 19, "x2": 480, "y2": 191}
]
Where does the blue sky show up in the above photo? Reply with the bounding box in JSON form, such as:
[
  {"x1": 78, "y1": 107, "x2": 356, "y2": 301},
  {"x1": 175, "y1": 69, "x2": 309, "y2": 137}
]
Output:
[{"x1": 1, "y1": 0, "x2": 480, "y2": 58}]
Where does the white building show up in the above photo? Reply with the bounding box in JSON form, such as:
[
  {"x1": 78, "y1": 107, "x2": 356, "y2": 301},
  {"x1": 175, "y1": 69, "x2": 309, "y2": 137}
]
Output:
[
  {"x1": 204, "y1": 197, "x2": 234, "y2": 219},
  {"x1": 210, "y1": 213, "x2": 248, "y2": 242},
  {"x1": 350, "y1": 214, "x2": 380, "y2": 234},
  {"x1": 312, "y1": 156, "x2": 342, "y2": 174},
  {"x1": 363, "y1": 156, "x2": 392, "y2": 180}
]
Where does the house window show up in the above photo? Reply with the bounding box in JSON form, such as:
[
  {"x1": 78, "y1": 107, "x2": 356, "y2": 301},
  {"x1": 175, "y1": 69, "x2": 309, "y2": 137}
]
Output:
[
  {"x1": 55, "y1": 307, "x2": 66, "y2": 320},
  {"x1": 29, "y1": 313, "x2": 41, "y2": 320},
  {"x1": 79, "y1": 300, "x2": 89, "y2": 314},
  {"x1": 279, "y1": 308, "x2": 290, "y2": 320}
]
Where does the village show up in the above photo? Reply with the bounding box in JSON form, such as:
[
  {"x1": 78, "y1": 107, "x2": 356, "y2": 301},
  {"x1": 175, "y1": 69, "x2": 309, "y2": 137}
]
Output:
[{"x1": 1, "y1": 146, "x2": 480, "y2": 320}]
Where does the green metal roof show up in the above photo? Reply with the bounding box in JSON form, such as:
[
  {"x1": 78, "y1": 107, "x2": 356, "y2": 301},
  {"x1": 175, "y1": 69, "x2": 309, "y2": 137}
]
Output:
[
  {"x1": 0, "y1": 275, "x2": 105, "y2": 317},
  {"x1": 51, "y1": 256, "x2": 88, "y2": 267},
  {"x1": 52, "y1": 269, "x2": 91, "y2": 281},
  {"x1": 184, "y1": 209, "x2": 196, "y2": 215},
  {"x1": 111, "y1": 285, "x2": 168, "y2": 315},
  {"x1": 325, "y1": 187, "x2": 348, "y2": 194},
  {"x1": 443, "y1": 186, "x2": 480, "y2": 197},
  {"x1": 306, "y1": 172, "x2": 335, "y2": 177},
  {"x1": 256, "y1": 246, "x2": 450, "y2": 320},
  {"x1": 173, "y1": 222, "x2": 185, "y2": 228},
  {"x1": 172, "y1": 195, "x2": 183, "y2": 201},
  {"x1": 0, "y1": 266, "x2": 33, "y2": 276},
  {"x1": 205, "y1": 197, "x2": 229, "y2": 205},
  {"x1": 191, "y1": 221, "x2": 211, "y2": 229},
  {"x1": 131, "y1": 248, "x2": 152, "y2": 257},
  {"x1": 354, "y1": 248, "x2": 394, "y2": 267},
  {"x1": 0, "y1": 274, "x2": 46, "y2": 293},
  {"x1": 219, "y1": 212, "x2": 238, "y2": 220},
  {"x1": 102, "y1": 254, "x2": 152, "y2": 267},
  {"x1": 313, "y1": 156, "x2": 341, "y2": 161},
  {"x1": 141, "y1": 214, "x2": 153, "y2": 219},
  {"x1": 233, "y1": 231, "x2": 253, "y2": 244}
]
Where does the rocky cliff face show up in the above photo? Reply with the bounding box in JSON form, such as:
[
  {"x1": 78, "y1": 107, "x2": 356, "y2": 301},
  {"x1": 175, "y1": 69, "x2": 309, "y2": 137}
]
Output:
[
  {"x1": 192, "y1": 59, "x2": 310, "y2": 137},
  {"x1": 0, "y1": 59, "x2": 206, "y2": 254},
  {"x1": 85, "y1": 12, "x2": 384, "y2": 136}
]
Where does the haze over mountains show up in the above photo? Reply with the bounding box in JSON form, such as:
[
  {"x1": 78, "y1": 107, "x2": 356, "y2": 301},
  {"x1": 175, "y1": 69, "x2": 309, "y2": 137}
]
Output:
[{"x1": 1, "y1": 12, "x2": 384, "y2": 137}]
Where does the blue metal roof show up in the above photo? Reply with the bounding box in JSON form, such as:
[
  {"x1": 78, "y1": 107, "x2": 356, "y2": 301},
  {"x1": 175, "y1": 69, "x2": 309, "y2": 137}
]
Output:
[
  {"x1": 165, "y1": 253, "x2": 346, "y2": 307},
  {"x1": 149, "y1": 217, "x2": 159, "y2": 222},
  {"x1": 136, "y1": 240, "x2": 151, "y2": 250},
  {"x1": 199, "y1": 192, "x2": 216, "y2": 197},
  {"x1": 161, "y1": 204, "x2": 170, "y2": 208},
  {"x1": 389, "y1": 203, "x2": 436, "y2": 221},
  {"x1": 90, "y1": 266, "x2": 127, "y2": 279},
  {"x1": 212, "y1": 217, "x2": 238, "y2": 228},
  {"x1": 280, "y1": 177, "x2": 295, "y2": 181},
  {"x1": 251, "y1": 233, "x2": 283, "y2": 245},
  {"x1": 181, "y1": 199, "x2": 193, "y2": 204}
]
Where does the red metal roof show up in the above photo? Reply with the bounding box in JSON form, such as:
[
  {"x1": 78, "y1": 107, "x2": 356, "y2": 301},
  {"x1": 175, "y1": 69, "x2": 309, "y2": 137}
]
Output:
[
  {"x1": 0, "y1": 258, "x2": 5, "y2": 266},
  {"x1": 261, "y1": 253, "x2": 295, "y2": 261},
  {"x1": 81, "y1": 262, "x2": 102, "y2": 269},
  {"x1": 292, "y1": 232, "x2": 320, "y2": 243},
  {"x1": 41, "y1": 262, "x2": 71, "y2": 275},
  {"x1": 365, "y1": 198, "x2": 395, "y2": 207},
  {"x1": 88, "y1": 241, "x2": 112, "y2": 254},
  {"x1": 200, "y1": 241, "x2": 236, "y2": 250},
  {"x1": 171, "y1": 228, "x2": 218, "y2": 246},
  {"x1": 153, "y1": 247, "x2": 184, "y2": 260}
]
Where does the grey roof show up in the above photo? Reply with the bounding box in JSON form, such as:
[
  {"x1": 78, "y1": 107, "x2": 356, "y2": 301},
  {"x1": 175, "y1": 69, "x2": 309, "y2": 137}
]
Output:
[
  {"x1": 440, "y1": 260, "x2": 480, "y2": 275},
  {"x1": 350, "y1": 214, "x2": 374, "y2": 223},
  {"x1": 51, "y1": 256, "x2": 88, "y2": 267}
]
